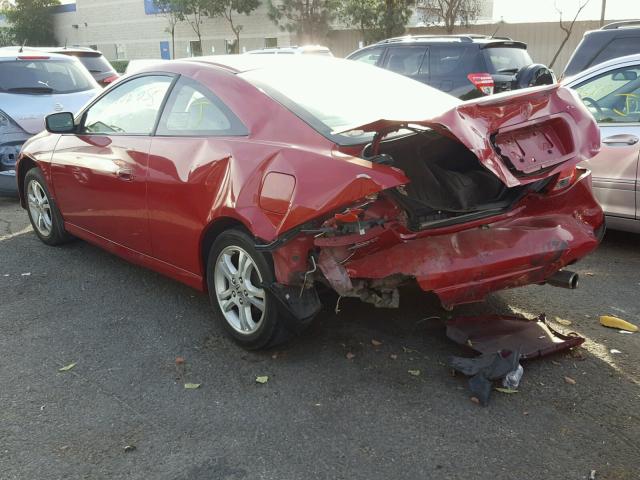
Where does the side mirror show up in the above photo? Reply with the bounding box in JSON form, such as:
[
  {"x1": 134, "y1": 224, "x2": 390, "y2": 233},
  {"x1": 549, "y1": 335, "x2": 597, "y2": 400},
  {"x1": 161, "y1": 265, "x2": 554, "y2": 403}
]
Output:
[
  {"x1": 45, "y1": 112, "x2": 76, "y2": 133},
  {"x1": 612, "y1": 70, "x2": 638, "y2": 81}
]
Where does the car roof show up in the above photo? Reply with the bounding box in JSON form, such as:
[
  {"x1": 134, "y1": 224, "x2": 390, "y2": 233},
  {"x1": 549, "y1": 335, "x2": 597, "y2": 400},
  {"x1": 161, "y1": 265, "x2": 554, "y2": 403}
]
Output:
[
  {"x1": 184, "y1": 54, "x2": 341, "y2": 74},
  {"x1": 372, "y1": 34, "x2": 520, "y2": 45},
  {"x1": 245, "y1": 45, "x2": 331, "y2": 54},
  {"x1": 563, "y1": 53, "x2": 640, "y2": 84},
  {"x1": 0, "y1": 48, "x2": 81, "y2": 62}
]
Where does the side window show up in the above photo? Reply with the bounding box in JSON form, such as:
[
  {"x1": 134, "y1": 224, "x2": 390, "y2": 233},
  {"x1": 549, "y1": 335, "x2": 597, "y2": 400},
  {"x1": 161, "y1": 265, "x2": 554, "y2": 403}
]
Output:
[
  {"x1": 382, "y1": 47, "x2": 428, "y2": 76},
  {"x1": 350, "y1": 47, "x2": 385, "y2": 66},
  {"x1": 574, "y1": 65, "x2": 640, "y2": 123},
  {"x1": 82, "y1": 75, "x2": 173, "y2": 135},
  {"x1": 156, "y1": 77, "x2": 248, "y2": 136},
  {"x1": 430, "y1": 45, "x2": 474, "y2": 76},
  {"x1": 591, "y1": 37, "x2": 640, "y2": 67}
]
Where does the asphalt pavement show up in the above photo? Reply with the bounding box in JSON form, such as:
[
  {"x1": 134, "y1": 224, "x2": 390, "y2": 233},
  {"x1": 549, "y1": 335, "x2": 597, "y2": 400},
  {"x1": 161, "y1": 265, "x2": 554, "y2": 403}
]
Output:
[{"x1": 1, "y1": 195, "x2": 638, "y2": 480}]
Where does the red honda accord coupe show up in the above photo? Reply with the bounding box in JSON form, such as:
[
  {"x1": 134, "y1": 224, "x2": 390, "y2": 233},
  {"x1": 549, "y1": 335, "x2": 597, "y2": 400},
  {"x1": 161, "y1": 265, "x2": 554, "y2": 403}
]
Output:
[{"x1": 16, "y1": 56, "x2": 604, "y2": 349}]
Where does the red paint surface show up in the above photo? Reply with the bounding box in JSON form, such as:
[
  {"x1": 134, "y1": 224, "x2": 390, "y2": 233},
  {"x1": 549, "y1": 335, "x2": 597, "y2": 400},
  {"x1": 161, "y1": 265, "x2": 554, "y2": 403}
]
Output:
[{"x1": 17, "y1": 60, "x2": 604, "y2": 308}]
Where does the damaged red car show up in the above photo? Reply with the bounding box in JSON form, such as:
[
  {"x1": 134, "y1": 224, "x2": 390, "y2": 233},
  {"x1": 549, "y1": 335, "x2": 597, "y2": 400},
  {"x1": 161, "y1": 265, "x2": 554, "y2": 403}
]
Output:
[{"x1": 16, "y1": 56, "x2": 605, "y2": 349}]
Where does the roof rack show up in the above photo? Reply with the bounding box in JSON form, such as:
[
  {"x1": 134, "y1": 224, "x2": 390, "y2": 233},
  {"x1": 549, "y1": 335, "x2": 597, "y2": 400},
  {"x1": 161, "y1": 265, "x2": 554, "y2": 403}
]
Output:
[
  {"x1": 375, "y1": 34, "x2": 513, "y2": 44},
  {"x1": 601, "y1": 20, "x2": 640, "y2": 30}
]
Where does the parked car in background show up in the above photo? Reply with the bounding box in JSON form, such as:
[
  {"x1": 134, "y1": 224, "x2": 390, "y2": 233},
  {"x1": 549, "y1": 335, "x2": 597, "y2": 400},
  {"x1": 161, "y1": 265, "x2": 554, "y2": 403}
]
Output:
[
  {"x1": 16, "y1": 56, "x2": 603, "y2": 349},
  {"x1": 1, "y1": 46, "x2": 119, "y2": 87},
  {"x1": 564, "y1": 53, "x2": 640, "y2": 233},
  {"x1": 563, "y1": 20, "x2": 640, "y2": 77},
  {"x1": 0, "y1": 50, "x2": 101, "y2": 195},
  {"x1": 245, "y1": 45, "x2": 333, "y2": 56},
  {"x1": 346, "y1": 35, "x2": 555, "y2": 100},
  {"x1": 124, "y1": 59, "x2": 169, "y2": 76}
]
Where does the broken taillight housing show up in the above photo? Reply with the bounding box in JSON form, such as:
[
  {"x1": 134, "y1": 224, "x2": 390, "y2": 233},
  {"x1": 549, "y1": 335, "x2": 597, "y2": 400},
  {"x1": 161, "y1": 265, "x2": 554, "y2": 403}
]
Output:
[
  {"x1": 467, "y1": 73, "x2": 495, "y2": 95},
  {"x1": 549, "y1": 167, "x2": 577, "y2": 192}
]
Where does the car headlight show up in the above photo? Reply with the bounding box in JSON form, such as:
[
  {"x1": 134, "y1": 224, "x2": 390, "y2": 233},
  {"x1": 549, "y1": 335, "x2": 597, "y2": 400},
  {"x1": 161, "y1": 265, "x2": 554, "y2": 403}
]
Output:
[{"x1": 0, "y1": 109, "x2": 22, "y2": 135}]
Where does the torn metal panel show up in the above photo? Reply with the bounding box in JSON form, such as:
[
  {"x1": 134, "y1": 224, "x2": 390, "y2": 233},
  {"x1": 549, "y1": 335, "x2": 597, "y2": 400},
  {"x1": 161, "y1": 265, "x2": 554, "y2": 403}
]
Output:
[{"x1": 446, "y1": 314, "x2": 584, "y2": 359}]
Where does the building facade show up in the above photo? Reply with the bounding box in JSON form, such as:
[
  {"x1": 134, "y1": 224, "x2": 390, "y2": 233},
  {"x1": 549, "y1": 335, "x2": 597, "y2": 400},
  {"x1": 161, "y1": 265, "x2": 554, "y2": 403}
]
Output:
[{"x1": 52, "y1": 0, "x2": 295, "y2": 60}]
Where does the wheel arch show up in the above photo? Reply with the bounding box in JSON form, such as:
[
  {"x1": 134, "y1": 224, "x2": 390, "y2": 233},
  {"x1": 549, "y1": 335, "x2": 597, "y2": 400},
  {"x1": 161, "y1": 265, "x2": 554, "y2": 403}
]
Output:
[
  {"x1": 16, "y1": 155, "x2": 38, "y2": 208},
  {"x1": 200, "y1": 216, "x2": 252, "y2": 287}
]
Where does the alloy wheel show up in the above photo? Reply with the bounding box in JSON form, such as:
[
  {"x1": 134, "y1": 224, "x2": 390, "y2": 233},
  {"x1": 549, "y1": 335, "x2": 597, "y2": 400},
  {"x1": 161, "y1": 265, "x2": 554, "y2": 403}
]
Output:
[{"x1": 27, "y1": 180, "x2": 53, "y2": 237}]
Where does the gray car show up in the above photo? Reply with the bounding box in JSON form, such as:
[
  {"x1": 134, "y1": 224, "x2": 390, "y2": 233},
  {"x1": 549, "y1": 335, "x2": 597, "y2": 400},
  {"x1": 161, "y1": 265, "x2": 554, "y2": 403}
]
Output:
[
  {"x1": 564, "y1": 53, "x2": 640, "y2": 233},
  {"x1": 0, "y1": 49, "x2": 100, "y2": 195}
]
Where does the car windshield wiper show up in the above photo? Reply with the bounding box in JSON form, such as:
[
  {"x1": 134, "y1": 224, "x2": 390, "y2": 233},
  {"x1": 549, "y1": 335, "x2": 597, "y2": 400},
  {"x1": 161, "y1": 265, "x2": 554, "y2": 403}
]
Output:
[
  {"x1": 88, "y1": 69, "x2": 104, "y2": 73},
  {"x1": 7, "y1": 86, "x2": 54, "y2": 94}
]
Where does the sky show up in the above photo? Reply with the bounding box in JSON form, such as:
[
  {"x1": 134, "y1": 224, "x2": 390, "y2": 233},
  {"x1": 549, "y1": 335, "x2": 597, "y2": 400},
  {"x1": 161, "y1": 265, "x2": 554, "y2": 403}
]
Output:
[{"x1": 493, "y1": 0, "x2": 640, "y2": 23}]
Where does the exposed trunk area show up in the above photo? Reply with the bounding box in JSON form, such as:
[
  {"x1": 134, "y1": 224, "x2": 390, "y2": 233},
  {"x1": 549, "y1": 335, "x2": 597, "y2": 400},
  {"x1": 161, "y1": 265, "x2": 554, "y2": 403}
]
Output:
[{"x1": 370, "y1": 132, "x2": 550, "y2": 230}]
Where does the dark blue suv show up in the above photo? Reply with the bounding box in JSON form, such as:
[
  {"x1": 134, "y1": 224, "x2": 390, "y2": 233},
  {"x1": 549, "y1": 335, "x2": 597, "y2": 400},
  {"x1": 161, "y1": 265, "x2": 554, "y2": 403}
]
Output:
[{"x1": 346, "y1": 35, "x2": 554, "y2": 100}]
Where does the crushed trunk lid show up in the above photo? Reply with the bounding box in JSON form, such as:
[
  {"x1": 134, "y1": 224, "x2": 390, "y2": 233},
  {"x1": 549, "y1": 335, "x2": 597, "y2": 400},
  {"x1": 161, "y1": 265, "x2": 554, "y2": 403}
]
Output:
[{"x1": 335, "y1": 84, "x2": 601, "y2": 188}]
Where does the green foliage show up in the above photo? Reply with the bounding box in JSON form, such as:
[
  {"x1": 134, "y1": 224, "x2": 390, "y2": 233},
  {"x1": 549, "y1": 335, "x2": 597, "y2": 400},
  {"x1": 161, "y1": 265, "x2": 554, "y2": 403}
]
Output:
[
  {"x1": 217, "y1": 0, "x2": 261, "y2": 53},
  {"x1": 3, "y1": 0, "x2": 60, "y2": 46},
  {"x1": 337, "y1": 0, "x2": 413, "y2": 44},
  {"x1": 0, "y1": 27, "x2": 14, "y2": 47},
  {"x1": 267, "y1": 0, "x2": 338, "y2": 43},
  {"x1": 110, "y1": 60, "x2": 130, "y2": 74}
]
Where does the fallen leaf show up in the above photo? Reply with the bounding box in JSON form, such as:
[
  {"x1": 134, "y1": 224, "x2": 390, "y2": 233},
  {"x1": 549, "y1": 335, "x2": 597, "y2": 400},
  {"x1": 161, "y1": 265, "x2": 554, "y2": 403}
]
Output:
[
  {"x1": 58, "y1": 362, "x2": 76, "y2": 372},
  {"x1": 346, "y1": 352, "x2": 356, "y2": 360},
  {"x1": 175, "y1": 356, "x2": 185, "y2": 365},
  {"x1": 402, "y1": 346, "x2": 417, "y2": 353},
  {"x1": 371, "y1": 339, "x2": 383, "y2": 347},
  {"x1": 184, "y1": 383, "x2": 201, "y2": 389},
  {"x1": 123, "y1": 445, "x2": 136, "y2": 453},
  {"x1": 523, "y1": 411, "x2": 529, "y2": 416},
  {"x1": 389, "y1": 354, "x2": 397, "y2": 360},
  {"x1": 564, "y1": 376, "x2": 576, "y2": 385},
  {"x1": 470, "y1": 396, "x2": 480, "y2": 405},
  {"x1": 408, "y1": 369, "x2": 421, "y2": 376},
  {"x1": 21, "y1": 272, "x2": 31, "y2": 276},
  {"x1": 585, "y1": 272, "x2": 595, "y2": 277},
  {"x1": 495, "y1": 387, "x2": 518, "y2": 394},
  {"x1": 555, "y1": 317, "x2": 572, "y2": 326},
  {"x1": 609, "y1": 349, "x2": 622, "y2": 354},
  {"x1": 255, "y1": 376, "x2": 269, "y2": 384}
]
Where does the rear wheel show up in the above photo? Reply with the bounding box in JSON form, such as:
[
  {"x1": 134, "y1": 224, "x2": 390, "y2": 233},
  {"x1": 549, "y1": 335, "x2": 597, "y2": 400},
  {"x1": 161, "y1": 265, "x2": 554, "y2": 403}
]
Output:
[
  {"x1": 24, "y1": 168, "x2": 72, "y2": 246},
  {"x1": 206, "y1": 229, "x2": 290, "y2": 350}
]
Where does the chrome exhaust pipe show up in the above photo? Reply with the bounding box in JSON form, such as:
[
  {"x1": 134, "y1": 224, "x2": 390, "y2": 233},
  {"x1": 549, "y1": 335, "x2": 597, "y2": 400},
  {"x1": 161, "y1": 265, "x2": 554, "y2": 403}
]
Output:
[{"x1": 547, "y1": 270, "x2": 579, "y2": 289}]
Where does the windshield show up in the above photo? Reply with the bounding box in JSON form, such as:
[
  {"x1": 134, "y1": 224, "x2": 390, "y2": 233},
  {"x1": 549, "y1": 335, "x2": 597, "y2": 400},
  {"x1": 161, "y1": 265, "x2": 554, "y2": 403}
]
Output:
[
  {"x1": 0, "y1": 58, "x2": 96, "y2": 94},
  {"x1": 483, "y1": 47, "x2": 532, "y2": 73},
  {"x1": 239, "y1": 57, "x2": 459, "y2": 144}
]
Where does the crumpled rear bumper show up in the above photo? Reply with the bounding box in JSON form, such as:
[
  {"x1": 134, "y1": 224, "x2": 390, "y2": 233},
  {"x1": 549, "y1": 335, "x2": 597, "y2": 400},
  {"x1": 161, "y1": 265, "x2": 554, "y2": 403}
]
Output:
[{"x1": 342, "y1": 172, "x2": 604, "y2": 309}]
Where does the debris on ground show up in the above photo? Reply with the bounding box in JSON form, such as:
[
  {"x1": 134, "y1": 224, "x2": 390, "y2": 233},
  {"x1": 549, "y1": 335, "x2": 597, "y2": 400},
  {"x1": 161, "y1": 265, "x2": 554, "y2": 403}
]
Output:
[
  {"x1": 175, "y1": 356, "x2": 185, "y2": 365},
  {"x1": 58, "y1": 362, "x2": 76, "y2": 372},
  {"x1": 389, "y1": 354, "x2": 398, "y2": 360},
  {"x1": 564, "y1": 376, "x2": 576, "y2": 385},
  {"x1": 255, "y1": 376, "x2": 269, "y2": 384},
  {"x1": 554, "y1": 317, "x2": 572, "y2": 326},
  {"x1": 184, "y1": 383, "x2": 201, "y2": 389},
  {"x1": 123, "y1": 445, "x2": 136, "y2": 453},
  {"x1": 345, "y1": 352, "x2": 356, "y2": 360},
  {"x1": 610, "y1": 349, "x2": 622, "y2": 354},
  {"x1": 599, "y1": 315, "x2": 638, "y2": 332},
  {"x1": 589, "y1": 469, "x2": 596, "y2": 480},
  {"x1": 450, "y1": 349, "x2": 521, "y2": 406},
  {"x1": 371, "y1": 339, "x2": 383, "y2": 347},
  {"x1": 502, "y1": 364, "x2": 524, "y2": 390},
  {"x1": 446, "y1": 314, "x2": 584, "y2": 359},
  {"x1": 408, "y1": 369, "x2": 421, "y2": 376},
  {"x1": 495, "y1": 387, "x2": 518, "y2": 394}
]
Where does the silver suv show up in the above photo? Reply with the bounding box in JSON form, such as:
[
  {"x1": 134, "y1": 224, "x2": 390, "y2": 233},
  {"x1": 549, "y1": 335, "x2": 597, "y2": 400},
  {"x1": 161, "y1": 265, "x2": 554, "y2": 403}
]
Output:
[{"x1": 0, "y1": 49, "x2": 100, "y2": 195}]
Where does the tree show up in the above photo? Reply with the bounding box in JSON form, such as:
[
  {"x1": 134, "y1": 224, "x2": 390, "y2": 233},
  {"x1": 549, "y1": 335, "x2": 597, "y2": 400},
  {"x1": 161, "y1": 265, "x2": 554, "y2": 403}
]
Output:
[
  {"x1": 419, "y1": 0, "x2": 481, "y2": 34},
  {"x1": 267, "y1": 0, "x2": 337, "y2": 44},
  {"x1": 0, "y1": 27, "x2": 14, "y2": 47},
  {"x1": 216, "y1": 0, "x2": 261, "y2": 53},
  {"x1": 549, "y1": 0, "x2": 591, "y2": 69},
  {"x1": 153, "y1": 0, "x2": 185, "y2": 59},
  {"x1": 337, "y1": 0, "x2": 413, "y2": 44},
  {"x1": 179, "y1": 0, "x2": 209, "y2": 55},
  {"x1": 3, "y1": 0, "x2": 61, "y2": 46}
]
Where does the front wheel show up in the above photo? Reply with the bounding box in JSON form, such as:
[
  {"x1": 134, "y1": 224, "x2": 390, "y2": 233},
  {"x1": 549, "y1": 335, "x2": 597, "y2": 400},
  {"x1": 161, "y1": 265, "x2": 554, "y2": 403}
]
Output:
[{"x1": 206, "y1": 229, "x2": 291, "y2": 350}]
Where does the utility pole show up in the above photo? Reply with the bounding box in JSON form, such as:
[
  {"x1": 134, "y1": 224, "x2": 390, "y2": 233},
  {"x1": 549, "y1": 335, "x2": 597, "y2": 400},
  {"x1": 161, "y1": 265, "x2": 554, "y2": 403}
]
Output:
[{"x1": 600, "y1": 0, "x2": 606, "y2": 27}]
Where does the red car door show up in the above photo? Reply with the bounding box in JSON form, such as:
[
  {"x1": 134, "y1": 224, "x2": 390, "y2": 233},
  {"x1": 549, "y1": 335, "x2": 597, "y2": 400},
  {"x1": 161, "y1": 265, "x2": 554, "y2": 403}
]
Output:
[
  {"x1": 146, "y1": 76, "x2": 249, "y2": 273},
  {"x1": 51, "y1": 75, "x2": 174, "y2": 254}
]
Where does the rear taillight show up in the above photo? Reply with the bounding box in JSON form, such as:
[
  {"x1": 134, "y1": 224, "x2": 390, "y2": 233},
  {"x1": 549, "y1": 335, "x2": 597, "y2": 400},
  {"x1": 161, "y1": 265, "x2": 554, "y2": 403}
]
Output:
[
  {"x1": 102, "y1": 75, "x2": 120, "y2": 85},
  {"x1": 467, "y1": 73, "x2": 495, "y2": 95}
]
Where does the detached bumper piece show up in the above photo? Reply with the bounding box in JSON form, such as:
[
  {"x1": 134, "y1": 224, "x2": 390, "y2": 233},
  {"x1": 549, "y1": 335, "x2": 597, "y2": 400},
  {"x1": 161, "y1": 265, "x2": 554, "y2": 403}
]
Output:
[
  {"x1": 264, "y1": 283, "x2": 322, "y2": 333},
  {"x1": 446, "y1": 313, "x2": 584, "y2": 359}
]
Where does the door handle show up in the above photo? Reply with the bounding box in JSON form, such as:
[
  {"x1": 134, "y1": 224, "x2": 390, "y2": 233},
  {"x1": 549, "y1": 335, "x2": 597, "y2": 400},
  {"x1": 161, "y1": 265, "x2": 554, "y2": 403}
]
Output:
[
  {"x1": 602, "y1": 134, "x2": 639, "y2": 146},
  {"x1": 116, "y1": 168, "x2": 133, "y2": 181}
]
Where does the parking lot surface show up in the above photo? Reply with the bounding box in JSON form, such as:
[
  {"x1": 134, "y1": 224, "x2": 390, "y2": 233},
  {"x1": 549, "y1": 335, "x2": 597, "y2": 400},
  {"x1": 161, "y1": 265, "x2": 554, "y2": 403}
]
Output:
[{"x1": 1, "y1": 196, "x2": 638, "y2": 480}]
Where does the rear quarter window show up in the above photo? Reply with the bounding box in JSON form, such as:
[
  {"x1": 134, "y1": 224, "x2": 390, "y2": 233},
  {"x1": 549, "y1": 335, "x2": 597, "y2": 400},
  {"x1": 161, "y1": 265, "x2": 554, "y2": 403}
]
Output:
[
  {"x1": 430, "y1": 45, "x2": 480, "y2": 76},
  {"x1": 483, "y1": 47, "x2": 532, "y2": 73}
]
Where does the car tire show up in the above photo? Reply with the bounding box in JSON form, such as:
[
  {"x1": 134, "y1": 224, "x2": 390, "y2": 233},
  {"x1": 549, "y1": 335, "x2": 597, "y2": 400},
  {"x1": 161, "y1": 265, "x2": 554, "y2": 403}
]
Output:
[
  {"x1": 24, "y1": 168, "x2": 73, "y2": 246},
  {"x1": 206, "y1": 229, "x2": 290, "y2": 350}
]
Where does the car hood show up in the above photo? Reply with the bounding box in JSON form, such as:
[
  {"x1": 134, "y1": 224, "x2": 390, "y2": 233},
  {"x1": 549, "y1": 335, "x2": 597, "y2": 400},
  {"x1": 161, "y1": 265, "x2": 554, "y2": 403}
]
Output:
[
  {"x1": 0, "y1": 89, "x2": 99, "y2": 134},
  {"x1": 336, "y1": 84, "x2": 601, "y2": 188}
]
